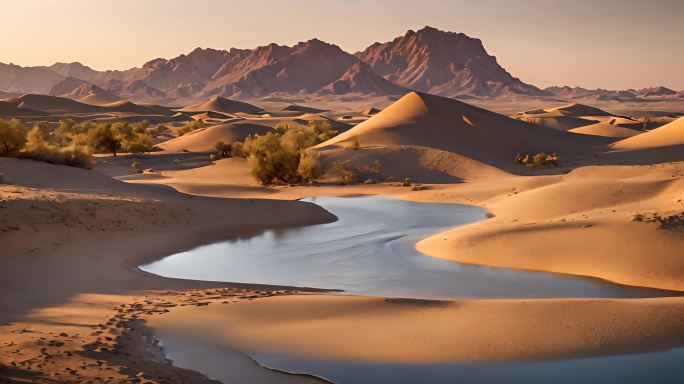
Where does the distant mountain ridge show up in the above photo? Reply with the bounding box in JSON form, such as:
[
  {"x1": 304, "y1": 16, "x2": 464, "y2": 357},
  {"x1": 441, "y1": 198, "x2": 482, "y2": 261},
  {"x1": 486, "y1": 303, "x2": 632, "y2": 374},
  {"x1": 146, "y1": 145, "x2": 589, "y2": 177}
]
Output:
[
  {"x1": 355, "y1": 26, "x2": 545, "y2": 97},
  {"x1": 0, "y1": 26, "x2": 681, "y2": 103}
]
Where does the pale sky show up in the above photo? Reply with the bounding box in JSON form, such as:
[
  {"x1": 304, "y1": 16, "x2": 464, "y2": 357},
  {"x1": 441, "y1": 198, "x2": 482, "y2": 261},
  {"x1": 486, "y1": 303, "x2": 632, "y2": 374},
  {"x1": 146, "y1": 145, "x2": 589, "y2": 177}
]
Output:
[{"x1": 1, "y1": 0, "x2": 682, "y2": 90}]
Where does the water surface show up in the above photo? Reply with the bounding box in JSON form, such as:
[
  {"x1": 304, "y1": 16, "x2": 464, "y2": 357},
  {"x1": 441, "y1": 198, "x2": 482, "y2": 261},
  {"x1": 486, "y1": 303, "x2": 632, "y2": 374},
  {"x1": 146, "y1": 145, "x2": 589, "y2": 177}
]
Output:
[{"x1": 141, "y1": 196, "x2": 663, "y2": 299}]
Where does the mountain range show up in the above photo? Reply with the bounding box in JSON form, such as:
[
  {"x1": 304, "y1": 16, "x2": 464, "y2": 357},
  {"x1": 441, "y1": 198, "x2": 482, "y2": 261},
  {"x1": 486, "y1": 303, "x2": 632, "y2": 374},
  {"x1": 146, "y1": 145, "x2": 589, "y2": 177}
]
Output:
[{"x1": 0, "y1": 26, "x2": 682, "y2": 104}]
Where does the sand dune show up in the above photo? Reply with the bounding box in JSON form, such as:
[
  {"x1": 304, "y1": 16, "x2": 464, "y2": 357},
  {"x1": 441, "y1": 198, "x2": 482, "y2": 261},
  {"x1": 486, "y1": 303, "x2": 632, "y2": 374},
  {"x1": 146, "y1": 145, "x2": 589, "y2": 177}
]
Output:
[
  {"x1": 5, "y1": 93, "x2": 107, "y2": 114},
  {"x1": 317, "y1": 92, "x2": 596, "y2": 170},
  {"x1": 569, "y1": 122, "x2": 642, "y2": 139},
  {"x1": 414, "y1": 163, "x2": 684, "y2": 291},
  {"x1": 0, "y1": 100, "x2": 47, "y2": 116},
  {"x1": 159, "y1": 122, "x2": 272, "y2": 152},
  {"x1": 78, "y1": 91, "x2": 126, "y2": 105},
  {"x1": 541, "y1": 103, "x2": 613, "y2": 117},
  {"x1": 611, "y1": 116, "x2": 684, "y2": 149},
  {"x1": 520, "y1": 115, "x2": 599, "y2": 131},
  {"x1": 361, "y1": 107, "x2": 381, "y2": 115},
  {"x1": 282, "y1": 104, "x2": 328, "y2": 113},
  {"x1": 179, "y1": 96, "x2": 263, "y2": 114},
  {"x1": 101, "y1": 100, "x2": 172, "y2": 116}
]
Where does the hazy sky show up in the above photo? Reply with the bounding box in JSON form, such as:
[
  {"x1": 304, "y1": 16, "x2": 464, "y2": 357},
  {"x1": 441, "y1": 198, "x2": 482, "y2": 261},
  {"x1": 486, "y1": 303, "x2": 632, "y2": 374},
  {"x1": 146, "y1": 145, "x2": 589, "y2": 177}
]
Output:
[{"x1": 1, "y1": 0, "x2": 682, "y2": 89}]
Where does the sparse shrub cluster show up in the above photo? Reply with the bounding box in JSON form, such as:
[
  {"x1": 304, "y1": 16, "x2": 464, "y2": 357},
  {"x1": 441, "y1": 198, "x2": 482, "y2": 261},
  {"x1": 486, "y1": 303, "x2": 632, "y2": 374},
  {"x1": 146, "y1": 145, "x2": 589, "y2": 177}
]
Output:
[
  {"x1": 212, "y1": 141, "x2": 232, "y2": 161},
  {"x1": 327, "y1": 160, "x2": 357, "y2": 184},
  {"x1": 0, "y1": 118, "x2": 161, "y2": 168},
  {"x1": 232, "y1": 120, "x2": 336, "y2": 184},
  {"x1": 176, "y1": 120, "x2": 206, "y2": 136},
  {"x1": 514, "y1": 152, "x2": 559, "y2": 167}
]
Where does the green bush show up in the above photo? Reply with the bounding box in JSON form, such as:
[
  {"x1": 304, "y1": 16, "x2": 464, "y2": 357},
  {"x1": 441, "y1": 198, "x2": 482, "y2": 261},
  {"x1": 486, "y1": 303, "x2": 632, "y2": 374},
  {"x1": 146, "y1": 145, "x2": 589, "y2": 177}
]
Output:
[
  {"x1": 0, "y1": 117, "x2": 160, "y2": 168},
  {"x1": 233, "y1": 121, "x2": 331, "y2": 184}
]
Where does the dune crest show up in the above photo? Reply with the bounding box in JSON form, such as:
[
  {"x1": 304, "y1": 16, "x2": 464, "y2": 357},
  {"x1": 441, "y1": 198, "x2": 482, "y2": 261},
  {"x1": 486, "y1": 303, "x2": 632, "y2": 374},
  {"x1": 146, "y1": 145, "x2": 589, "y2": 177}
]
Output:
[
  {"x1": 179, "y1": 96, "x2": 263, "y2": 114},
  {"x1": 612, "y1": 117, "x2": 684, "y2": 149}
]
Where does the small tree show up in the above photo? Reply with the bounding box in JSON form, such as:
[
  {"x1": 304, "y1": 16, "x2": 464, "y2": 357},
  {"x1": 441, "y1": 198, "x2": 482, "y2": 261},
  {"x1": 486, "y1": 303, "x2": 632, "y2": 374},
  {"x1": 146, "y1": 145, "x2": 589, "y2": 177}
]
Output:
[
  {"x1": 0, "y1": 118, "x2": 27, "y2": 156},
  {"x1": 87, "y1": 124, "x2": 121, "y2": 156}
]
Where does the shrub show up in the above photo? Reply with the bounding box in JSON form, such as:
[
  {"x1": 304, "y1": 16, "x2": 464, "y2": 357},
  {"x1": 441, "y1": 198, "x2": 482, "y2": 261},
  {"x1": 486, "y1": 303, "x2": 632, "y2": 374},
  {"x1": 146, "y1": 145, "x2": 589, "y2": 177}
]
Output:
[
  {"x1": 248, "y1": 132, "x2": 301, "y2": 184},
  {"x1": 297, "y1": 149, "x2": 322, "y2": 182},
  {"x1": 87, "y1": 124, "x2": 121, "y2": 156},
  {"x1": 215, "y1": 141, "x2": 231, "y2": 159},
  {"x1": 20, "y1": 146, "x2": 92, "y2": 169},
  {"x1": 155, "y1": 124, "x2": 169, "y2": 136},
  {"x1": 348, "y1": 136, "x2": 361, "y2": 150},
  {"x1": 0, "y1": 118, "x2": 27, "y2": 155},
  {"x1": 233, "y1": 122, "x2": 329, "y2": 184},
  {"x1": 177, "y1": 120, "x2": 205, "y2": 137},
  {"x1": 514, "y1": 152, "x2": 559, "y2": 167},
  {"x1": 328, "y1": 160, "x2": 356, "y2": 184}
]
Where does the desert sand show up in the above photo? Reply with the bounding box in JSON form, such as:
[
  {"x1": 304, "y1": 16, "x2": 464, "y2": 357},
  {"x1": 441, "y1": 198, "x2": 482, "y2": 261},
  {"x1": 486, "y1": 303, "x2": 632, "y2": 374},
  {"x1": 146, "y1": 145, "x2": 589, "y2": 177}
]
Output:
[{"x1": 148, "y1": 294, "x2": 684, "y2": 363}]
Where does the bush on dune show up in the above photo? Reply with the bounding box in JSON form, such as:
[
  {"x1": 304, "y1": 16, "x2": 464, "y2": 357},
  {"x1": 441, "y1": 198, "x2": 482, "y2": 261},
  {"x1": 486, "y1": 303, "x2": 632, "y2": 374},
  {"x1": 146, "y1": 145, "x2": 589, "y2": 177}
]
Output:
[
  {"x1": 328, "y1": 160, "x2": 357, "y2": 184},
  {"x1": 514, "y1": 152, "x2": 559, "y2": 167},
  {"x1": 176, "y1": 119, "x2": 205, "y2": 136},
  {"x1": 233, "y1": 120, "x2": 335, "y2": 184}
]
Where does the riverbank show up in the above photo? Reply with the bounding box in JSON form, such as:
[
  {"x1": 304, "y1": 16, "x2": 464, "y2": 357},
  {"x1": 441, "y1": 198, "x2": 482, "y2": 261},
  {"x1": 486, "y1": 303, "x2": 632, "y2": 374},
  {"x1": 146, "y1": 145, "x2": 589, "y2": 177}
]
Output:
[{"x1": 0, "y1": 157, "x2": 335, "y2": 383}]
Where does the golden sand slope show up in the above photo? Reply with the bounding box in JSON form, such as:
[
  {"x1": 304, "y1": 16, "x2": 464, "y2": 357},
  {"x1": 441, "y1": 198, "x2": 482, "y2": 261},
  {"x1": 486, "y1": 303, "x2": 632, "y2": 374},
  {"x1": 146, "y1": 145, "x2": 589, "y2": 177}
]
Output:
[
  {"x1": 149, "y1": 294, "x2": 684, "y2": 364},
  {"x1": 612, "y1": 116, "x2": 684, "y2": 149},
  {"x1": 569, "y1": 122, "x2": 642, "y2": 139},
  {"x1": 179, "y1": 96, "x2": 263, "y2": 114},
  {"x1": 414, "y1": 163, "x2": 684, "y2": 291},
  {"x1": 316, "y1": 92, "x2": 595, "y2": 168}
]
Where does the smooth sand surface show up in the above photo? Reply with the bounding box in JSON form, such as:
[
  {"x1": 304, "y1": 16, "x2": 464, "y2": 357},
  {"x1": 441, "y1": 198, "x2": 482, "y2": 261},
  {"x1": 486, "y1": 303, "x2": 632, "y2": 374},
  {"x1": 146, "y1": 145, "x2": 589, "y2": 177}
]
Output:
[
  {"x1": 612, "y1": 116, "x2": 684, "y2": 149},
  {"x1": 148, "y1": 294, "x2": 684, "y2": 363},
  {"x1": 414, "y1": 163, "x2": 684, "y2": 291},
  {"x1": 568, "y1": 122, "x2": 642, "y2": 139}
]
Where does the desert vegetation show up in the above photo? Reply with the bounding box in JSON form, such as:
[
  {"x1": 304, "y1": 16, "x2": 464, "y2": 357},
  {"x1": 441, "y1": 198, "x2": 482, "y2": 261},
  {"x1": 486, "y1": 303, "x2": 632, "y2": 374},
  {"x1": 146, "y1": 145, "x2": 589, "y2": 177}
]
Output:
[
  {"x1": 232, "y1": 120, "x2": 336, "y2": 184},
  {"x1": 0, "y1": 118, "x2": 160, "y2": 168},
  {"x1": 176, "y1": 120, "x2": 206, "y2": 136},
  {"x1": 514, "y1": 152, "x2": 559, "y2": 167},
  {"x1": 327, "y1": 160, "x2": 357, "y2": 183}
]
